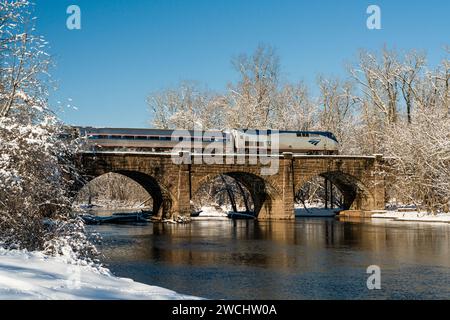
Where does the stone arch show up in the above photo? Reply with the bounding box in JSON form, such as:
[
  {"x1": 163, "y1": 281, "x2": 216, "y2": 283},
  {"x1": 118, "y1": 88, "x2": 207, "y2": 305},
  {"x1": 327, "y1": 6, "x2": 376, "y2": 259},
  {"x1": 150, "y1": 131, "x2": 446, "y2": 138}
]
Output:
[
  {"x1": 295, "y1": 171, "x2": 374, "y2": 211},
  {"x1": 76, "y1": 170, "x2": 175, "y2": 217},
  {"x1": 192, "y1": 171, "x2": 282, "y2": 218}
]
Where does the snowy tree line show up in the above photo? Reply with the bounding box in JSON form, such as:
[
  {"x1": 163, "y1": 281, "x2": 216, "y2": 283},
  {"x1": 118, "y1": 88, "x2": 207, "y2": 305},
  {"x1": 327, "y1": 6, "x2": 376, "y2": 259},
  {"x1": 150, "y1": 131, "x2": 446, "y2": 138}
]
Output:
[
  {"x1": 148, "y1": 44, "x2": 450, "y2": 213},
  {"x1": 0, "y1": 1, "x2": 97, "y2": 258}
]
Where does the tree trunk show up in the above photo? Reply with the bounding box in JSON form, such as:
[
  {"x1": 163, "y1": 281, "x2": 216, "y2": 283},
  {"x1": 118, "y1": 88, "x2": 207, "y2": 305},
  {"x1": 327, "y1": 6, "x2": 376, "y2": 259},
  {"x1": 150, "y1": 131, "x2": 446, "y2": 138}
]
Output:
[
  {"x1": 236, "y1": 179, "x2": 251, "y2": 213},
  {"x1": 220, "y1": 175, "x2": 237, "y2": 213}
]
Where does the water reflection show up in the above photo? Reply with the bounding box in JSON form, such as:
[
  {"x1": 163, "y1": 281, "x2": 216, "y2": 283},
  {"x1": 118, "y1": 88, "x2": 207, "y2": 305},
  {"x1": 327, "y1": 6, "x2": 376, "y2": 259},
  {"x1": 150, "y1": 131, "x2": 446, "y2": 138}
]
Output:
[{"x1": 88, "y1": 218, "x2": 450, "y2": 299}]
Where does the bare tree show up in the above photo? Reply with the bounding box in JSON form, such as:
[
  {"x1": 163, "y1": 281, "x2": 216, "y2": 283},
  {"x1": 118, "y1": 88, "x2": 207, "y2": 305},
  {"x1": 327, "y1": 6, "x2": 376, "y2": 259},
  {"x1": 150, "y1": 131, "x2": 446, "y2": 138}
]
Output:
[
  {"x1": 274, "y1": 82, "x2": 318, "y2": 130},
  {"x1": 384, "y1": 107, "x2": 450, "y2": 213},
  {"x1": 350, "y1": 47, "x2": 402, "y2": 125},
  {"x1": 226, "y1": 44, "x2": 280, "y2": 128},
  {"x1": 317, "y1": 77, "x2": 359, "y2": 153},
  {"x1": 147, "y1": 81, "x2": 226, "y2": 130},
  {"x1": 398, "y1": 51, "x2": 426, "y2": 124},
  {"x1": 0, "y1": 1, "x2": 51, "y2": 119}
]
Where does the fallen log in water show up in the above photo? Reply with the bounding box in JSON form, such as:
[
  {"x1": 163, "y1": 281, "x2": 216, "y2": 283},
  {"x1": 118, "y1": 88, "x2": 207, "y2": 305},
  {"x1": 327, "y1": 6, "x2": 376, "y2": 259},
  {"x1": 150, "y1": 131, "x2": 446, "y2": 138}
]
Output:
[{"x1": 80, "y1": 210, "x2": 152, "y2": 225}]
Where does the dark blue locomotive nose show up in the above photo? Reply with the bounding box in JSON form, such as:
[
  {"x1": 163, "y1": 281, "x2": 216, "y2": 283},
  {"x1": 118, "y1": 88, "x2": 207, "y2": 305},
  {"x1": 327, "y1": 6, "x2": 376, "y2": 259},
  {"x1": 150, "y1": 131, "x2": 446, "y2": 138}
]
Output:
[{"x1": 323, "y1": 132, "x2": 338, "y2": 143}]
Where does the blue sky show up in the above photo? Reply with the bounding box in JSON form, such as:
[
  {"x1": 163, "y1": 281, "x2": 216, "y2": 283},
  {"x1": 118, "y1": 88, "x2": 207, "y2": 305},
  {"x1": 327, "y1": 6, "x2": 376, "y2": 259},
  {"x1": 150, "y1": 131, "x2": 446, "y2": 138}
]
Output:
[{"x1": 34, "y1": 0, "x2": 449, "y2": 128}]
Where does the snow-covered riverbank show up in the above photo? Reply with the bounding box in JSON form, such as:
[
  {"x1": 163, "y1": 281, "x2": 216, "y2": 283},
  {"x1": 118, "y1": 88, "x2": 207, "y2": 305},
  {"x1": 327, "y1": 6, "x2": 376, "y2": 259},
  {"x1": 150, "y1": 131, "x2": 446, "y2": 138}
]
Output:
[
  {"x1": 0, "y1": 248, "x2": 200, "y2": 300},
  {"x1": 371, "y1": 211, "x2": 450, "y2": 223}
]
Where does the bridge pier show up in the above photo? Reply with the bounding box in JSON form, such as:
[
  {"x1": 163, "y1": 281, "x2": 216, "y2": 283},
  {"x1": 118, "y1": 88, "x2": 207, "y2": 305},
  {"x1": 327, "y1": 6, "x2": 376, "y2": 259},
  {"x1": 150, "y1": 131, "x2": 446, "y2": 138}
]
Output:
[
  {"x1": 172, "y1": 164, "x2": 192, "y2": 219},
  {"x1": 371, "y1": 154, "x2": 386, "y2": 210},
  {"x1": 259, "y1": 154, "x2": 295, "y2": 220}
]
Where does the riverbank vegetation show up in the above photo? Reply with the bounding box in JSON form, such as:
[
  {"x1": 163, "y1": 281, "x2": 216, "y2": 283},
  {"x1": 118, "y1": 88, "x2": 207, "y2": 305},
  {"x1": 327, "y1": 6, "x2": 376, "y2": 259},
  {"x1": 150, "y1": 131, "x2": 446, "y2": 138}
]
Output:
[{"x1": 0, "y1": 1, "x2": 97, "y2": 259}]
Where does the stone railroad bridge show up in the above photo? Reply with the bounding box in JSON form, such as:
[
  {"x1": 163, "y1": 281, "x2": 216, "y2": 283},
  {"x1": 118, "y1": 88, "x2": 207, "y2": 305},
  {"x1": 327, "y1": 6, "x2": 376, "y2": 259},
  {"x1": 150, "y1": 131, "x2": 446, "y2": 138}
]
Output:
[{"x1": 75, "y1": 152, "x2": 386, "y2": 220}]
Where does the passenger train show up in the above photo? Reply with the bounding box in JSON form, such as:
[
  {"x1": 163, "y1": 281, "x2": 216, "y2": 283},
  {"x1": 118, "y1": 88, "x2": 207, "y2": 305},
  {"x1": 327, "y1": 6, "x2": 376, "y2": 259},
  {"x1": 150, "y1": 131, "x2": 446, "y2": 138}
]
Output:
[{"x1": 75, "y1": 127, "x2": 339, "y2": 155}]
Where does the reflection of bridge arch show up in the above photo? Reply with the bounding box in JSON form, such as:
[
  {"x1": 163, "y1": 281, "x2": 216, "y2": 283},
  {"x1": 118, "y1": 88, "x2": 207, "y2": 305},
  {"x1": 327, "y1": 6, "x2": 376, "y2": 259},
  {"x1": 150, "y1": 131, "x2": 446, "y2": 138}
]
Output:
[
  {"x1": 295, "y1": 171, "x2": 375, "y2": 211},
  {"x1": 76, "y1": 170, "x2": 175, "y2": 218},
  {"x1": 191, "y1": 172, "x2": 283, "y2": 218}
]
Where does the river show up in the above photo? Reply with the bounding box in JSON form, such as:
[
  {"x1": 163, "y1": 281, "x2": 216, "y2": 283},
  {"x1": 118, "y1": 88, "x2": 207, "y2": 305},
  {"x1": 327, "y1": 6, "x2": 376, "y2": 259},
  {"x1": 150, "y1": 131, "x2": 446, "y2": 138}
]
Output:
[{"x1": 86, "y1": 217, "x2": 450, "y2": 299}]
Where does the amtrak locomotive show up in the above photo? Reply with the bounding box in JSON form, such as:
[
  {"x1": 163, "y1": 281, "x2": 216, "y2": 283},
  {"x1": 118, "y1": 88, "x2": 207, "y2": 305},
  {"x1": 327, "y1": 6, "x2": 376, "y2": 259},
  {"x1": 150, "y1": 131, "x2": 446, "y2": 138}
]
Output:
[{"x1": 76, "y1": 127, "x2": 339, "y2": 155}]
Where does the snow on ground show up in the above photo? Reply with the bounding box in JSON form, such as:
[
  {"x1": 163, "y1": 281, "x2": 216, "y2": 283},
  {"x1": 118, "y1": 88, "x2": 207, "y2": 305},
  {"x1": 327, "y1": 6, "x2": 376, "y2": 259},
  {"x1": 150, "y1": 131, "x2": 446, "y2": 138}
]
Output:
[
  {"x1": 371, "y1": 211, "x2": 450, "y2": 223},
  {"x1": 198, "y1": 206, "x2": 228, "y2": 217},
  {"x1": 0, "y1": 248, "x2": 200, "y2": 300},
  {"x1": 294, "y1": 200, "x2": 325, "y2": 209},
  {"x1": 294, "y1": 201, "x2": 338, "y2": 217},
  {"x1": 191, "y1": 206, "x2": 229, "y2": 221}
]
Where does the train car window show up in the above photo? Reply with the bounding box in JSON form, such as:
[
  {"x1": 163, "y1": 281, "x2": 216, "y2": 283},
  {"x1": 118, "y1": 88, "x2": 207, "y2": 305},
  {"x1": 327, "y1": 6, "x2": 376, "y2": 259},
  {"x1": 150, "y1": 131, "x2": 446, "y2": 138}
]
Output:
[
  {"x1": 136, "y1": 136, "x2": 147, "y2": 140},
  {"x1": 149, "y1": 136, "x2": 159, "y2": 140},
  {"x1": 160, "y1": 137, "x2": 171, "y2": 141},
  {"x1": 296, "y1": 133, "x2": 309, "y2": 137}
]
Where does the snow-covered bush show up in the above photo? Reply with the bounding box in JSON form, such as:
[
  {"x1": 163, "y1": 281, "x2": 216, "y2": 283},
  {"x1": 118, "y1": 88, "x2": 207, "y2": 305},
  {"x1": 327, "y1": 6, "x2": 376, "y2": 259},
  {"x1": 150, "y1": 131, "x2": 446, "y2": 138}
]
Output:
[
  {"x1": 384, "y1": 110, "x2": 450, "y2": 213},
  {"x1": 0, "y1": 114, "x2": 97, "y2": 259}
]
